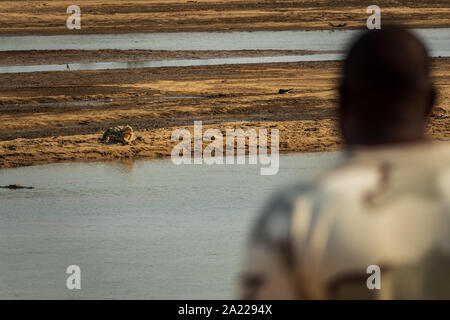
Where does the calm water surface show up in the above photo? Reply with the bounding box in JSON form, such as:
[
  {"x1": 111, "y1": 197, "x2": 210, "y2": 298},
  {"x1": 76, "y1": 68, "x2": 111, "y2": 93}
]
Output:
[
  {"x1": 1, "y1": 29, "x2": 448, "y2": 53},
  {"x1": 0, "y1": 153, "x2": 342, "y2": 299},
  {"x1": 0, "y1": 28, "x2": 448, "y2": 73}
]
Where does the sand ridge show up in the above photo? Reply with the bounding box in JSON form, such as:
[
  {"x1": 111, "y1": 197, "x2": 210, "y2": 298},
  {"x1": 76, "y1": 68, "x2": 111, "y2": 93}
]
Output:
[
  {"x1": 0, "y1": 58, "x2": 448, "y2": 168},
  {"x1": 0, "y1": 0, "x2": 449, "y2": 35}
]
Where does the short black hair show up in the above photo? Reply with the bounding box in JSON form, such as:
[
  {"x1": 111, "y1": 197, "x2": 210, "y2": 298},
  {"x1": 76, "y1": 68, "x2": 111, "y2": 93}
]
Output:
[{"x1": 339, "y1": 26, "x2": 435, "y2": 145}]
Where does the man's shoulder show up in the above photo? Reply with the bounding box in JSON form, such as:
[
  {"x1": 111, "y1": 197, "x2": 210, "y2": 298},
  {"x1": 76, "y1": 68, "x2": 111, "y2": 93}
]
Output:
[{"x1": 252, "y1": 142, "x2": 450, "y2": 244}]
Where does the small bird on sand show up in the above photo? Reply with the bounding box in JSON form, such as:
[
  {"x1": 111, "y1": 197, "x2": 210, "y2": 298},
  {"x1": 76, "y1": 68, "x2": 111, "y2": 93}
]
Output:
[
  {"x1": 278, "y1": 88, "x2": 293, "y2": 94},
  {"x1": 66, "y1": 64, "x2": 70, "y2": 71},
  {"x1": 329, "y1": 22, "x2": 347, "y2": 28}
]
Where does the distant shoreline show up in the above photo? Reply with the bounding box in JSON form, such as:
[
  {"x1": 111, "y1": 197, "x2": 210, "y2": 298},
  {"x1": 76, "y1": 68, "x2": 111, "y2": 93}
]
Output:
[{"x1": 0, "y1": 0, "x2": 449, "y2": 36}]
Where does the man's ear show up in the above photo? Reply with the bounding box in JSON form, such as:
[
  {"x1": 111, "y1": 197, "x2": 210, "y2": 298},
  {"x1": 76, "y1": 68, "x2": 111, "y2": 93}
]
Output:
[
  {"x1": 338, "y1": 82, "x2": 349, "y2": 117},
  {"x1": 425, "y1": 84, "x2": 436, "y2": 116},
  {"x1": 338, "y1": 82, "x2": 351, "y2": 143}
]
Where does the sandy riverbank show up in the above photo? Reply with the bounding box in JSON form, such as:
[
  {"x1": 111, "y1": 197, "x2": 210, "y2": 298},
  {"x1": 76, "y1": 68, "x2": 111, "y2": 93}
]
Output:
[
  {"x1": 0, "y1": 58, "x2": 448, "y2": 168},
  {"x1": 0, "y1": 0, "x2": 449, "y2": 35}
]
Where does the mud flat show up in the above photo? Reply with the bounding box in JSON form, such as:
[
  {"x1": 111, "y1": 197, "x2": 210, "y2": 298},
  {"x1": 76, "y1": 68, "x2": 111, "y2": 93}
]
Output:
[
  {"x1": 0, "y1": 49, "x2": 337, "y2": 66},
  {"x1": 0, "y1": 58, "x2": 449, "y2": 168},
  {"x1": 0, "y1": 0, "x2": 449, "y2": 35}
]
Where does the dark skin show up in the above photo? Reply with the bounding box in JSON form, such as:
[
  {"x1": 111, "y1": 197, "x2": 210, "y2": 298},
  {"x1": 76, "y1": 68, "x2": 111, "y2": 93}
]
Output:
[{"x1": 339, "y1": 26, "x2": 436, "y2": 146}]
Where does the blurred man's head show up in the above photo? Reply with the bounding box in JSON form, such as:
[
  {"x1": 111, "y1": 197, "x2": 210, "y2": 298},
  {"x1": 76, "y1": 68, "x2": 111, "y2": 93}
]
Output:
[{"x1": 339, "y1": 26, "x2": 436, "y2": 146}]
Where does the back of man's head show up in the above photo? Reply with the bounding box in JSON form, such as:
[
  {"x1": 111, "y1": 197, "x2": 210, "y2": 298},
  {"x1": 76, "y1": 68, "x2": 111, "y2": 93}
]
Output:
[{"x1": 339, "y1": 26, "x2": 436, "y2": 146}]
